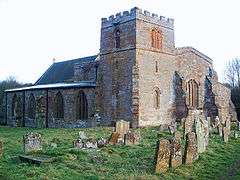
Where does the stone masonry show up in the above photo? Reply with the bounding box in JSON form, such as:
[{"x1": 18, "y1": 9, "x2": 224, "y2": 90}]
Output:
[{"x1": 5, "y1": 7, "x2": 237, "y2": 128}]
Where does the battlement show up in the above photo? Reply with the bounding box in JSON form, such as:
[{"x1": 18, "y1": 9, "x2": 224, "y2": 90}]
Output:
[{"x1": 101, "y1": 7, "x2": 174, "y2": 29}]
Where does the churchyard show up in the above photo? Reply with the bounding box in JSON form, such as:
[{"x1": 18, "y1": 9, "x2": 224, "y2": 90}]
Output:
[{"x1": 1, "y1": 117, "x2": 240, "y2": 179}]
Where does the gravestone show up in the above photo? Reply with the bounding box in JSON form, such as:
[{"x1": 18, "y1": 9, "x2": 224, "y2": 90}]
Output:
[
  {"x1": 85, "y1": 138, "x2": 98, "y2": 149},
  {"x1": 109, "y1": 132, "x2": 120, "y2": 145},
  {"x1": 234, "y1": 131, "x2": 239, "y2": 139},
  {"x1": 159, "y1": 124, "x2": 169, "y2": 132},
  {"x1": 73, "y1": 139, "x2": 84, "y2": 149},
  {"x1": 194, "y1": 110, "x2": 206, "y2": 153},
  {"x1": 218, "y1": 123, "x2": 223, "y2": 137},
  {"x1": 0, "y1": 141, "x2": 3, "y2": 158},
  {"x1": 223, "y1": 127, "x2": 229, "y2": 143},
  {"x1": 238, "y1": 121, "x2": 240, "y2": 131},
  {"x1": 115, "y1": 120, "x2": 130, "y2": 138},
  {"x1": 225, "y1": 117, "x2": 231, "y2": 133},
  {"x1": 155, "y1": 138, "x2": 171, "y2": 174},
  {"x1": 184, "y1": 132, "x2": 198, "y2": 164},
  {"x1": 97, "y1": 138, "x2": 108, "y2": 148},
  {"x1": 124, "y1": 130, "x2": 141, "y2": 145},
  {"x1": 184, "y1": 111, "x2": 195, "y2": 138},
  {"x1": 79, "y1": 131, "x2": 88, "y2": 139},
  {"x1": 23, "y1": 132, "x2": 42, "y2": 153},
  {"x1": 170, "y1": 131, "x2": 182, "y2": 168},
  {"x1": 168, "y1": 122, "x2": 177, "y2": 134},
  {"x1": 204, "y1": 118, "x2": 209, "y2": 148}
]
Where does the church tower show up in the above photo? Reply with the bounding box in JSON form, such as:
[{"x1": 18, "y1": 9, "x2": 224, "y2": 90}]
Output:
[{"x1": 98, "y1": 7, "x2": 175, "y2": 127}]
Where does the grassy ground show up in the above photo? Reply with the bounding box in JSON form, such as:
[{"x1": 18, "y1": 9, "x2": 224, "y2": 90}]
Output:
[{"x1": 0, "y1": 126, "x2": 240, "y2": 180}]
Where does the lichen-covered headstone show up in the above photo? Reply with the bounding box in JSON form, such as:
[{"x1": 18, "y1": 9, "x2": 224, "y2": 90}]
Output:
[
  {"x1": 115, "y1": 120, "x2": 130, "y2": 138},
  {"x1": 124, "y1": 130, "x2": 141, "y2": 145},
  {"x1": 23, "y1": 132, "x2": 42, "y2": 153},
  {"x1": 159, "y1": 124, "x2": 169, "y2": 132},
  {"x1": 109, "y1": 132, "x2": 120, "y2": 145},
  {"x1": 184, "y1": 132, "x2": 198, "y2": 164},
  {"x1": 79, "y1": 131, "x2": 88, "y2": 140},
  {"x1": 170, "y1": 131, "x2": 182, "y2": 168},
  {"x1": 225, "y1": 117, "x2": 231, "y2": 133},
  {"x1": 194, "y1": 110, "x2": 206, "y2": 153},
  {"x1": 155, "y1": 138, "x2": 171, "y2": 174},
  {"x1": 223, "y1": 127, "x2": 229, "y2": 143},
  {"x1": 0, "y1": 141, "x2": 3, "y2": 158}
]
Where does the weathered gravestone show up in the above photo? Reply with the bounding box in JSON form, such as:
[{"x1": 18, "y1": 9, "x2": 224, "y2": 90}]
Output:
[
  {"x1": 85, "y1": 138, "x2": 98, "y2": 149},
  {"x1": 79, "y1": 131, "x2": 88, "y2": 140},
  {"x1": 234, "y1": 131, "x2": 239, "y2": 139},
  {"x1": 170, "y1": 131, "x2": 182, "y2": 168},
  {"x1": 97, "y1": 138, "x2": 108, "y2": 148},
  {"x1": 184, "y1": 111, "x2": 195, "y2": 138},
  {"x1": 115, "y1": 120, "x2": 130, "y2": 138},
  {"x1": 155, "y1": 138, "x2": 171, "y2": 174},
  {"x1": 74, "y1": 138, "x2": 84, "y2": 149},
  {"x1": 168, "y1": 121, "x2": 177, "y2": 134},
  {"x1": 223, "y1": 127, "x2": 229, "y2": 142},
  {"x1": 159, "y1": 124, "x2": 169, "y2": 132},
  {"x1": 23, "y1": 132, "x2": 42, "y2": 153},
  {"x1": 194, "y1": 110, "x2": 206, "y2": 153},
  {"x1": 124, "y1": 130, "x2": 141, "y2": 145},
  {"x1": 225, "y1": 117, "x2": 231, "y2": 133},
  {"x1": 184, "y1": 132, "x2": 198, "y2": 164},
  {"x1": 0, "y1": 141, "x2": 3, "y2": 158},
  {"x1": 238, "y1": 121, "x2": 240, "y2": 131},
  {"x1": 109, "y1": 132, "x2": 121, "y2": 145}
]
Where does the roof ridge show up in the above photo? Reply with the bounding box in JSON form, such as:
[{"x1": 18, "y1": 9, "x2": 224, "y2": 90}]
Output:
[{"x1": 55, "y1": 55, "x2": 97, "y2": 64}]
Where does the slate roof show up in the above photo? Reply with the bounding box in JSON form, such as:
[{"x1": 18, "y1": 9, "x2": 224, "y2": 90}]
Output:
[
  {"x1": 35, "y1": 55, "x2": 97, "y2": 85},
  {"x1": 5, "y1": 82, "x2": 96, "y2": 92}
]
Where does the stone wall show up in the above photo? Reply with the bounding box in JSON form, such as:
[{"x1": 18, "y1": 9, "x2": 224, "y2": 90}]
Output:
[{"x1": 5, "y1": 87, "x2": 96, "y2": 128}]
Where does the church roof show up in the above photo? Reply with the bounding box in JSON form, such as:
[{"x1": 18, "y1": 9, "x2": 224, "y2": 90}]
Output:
[
  {"x1": 35, "y1": 55, "x2": 98, "y2": 85},
  {"x1": 5, "y1": 82, "x2": 96, "y2": 92}
]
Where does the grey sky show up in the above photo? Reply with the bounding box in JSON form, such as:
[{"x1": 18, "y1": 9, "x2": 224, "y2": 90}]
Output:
[{"x1": 0, "y1": 0, "x2": 239, "y2": 83}]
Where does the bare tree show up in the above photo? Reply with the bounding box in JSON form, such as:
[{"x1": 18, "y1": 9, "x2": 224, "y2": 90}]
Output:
[{"x1": 225, "y1": 58, "x2": 240, "y2": 88}]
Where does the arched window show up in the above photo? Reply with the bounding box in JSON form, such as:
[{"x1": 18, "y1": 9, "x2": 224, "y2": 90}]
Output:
[
  {"x1": 115, "y1": 29, "x2": 120, "y2": 48},
  {"x1": 151, "y1": 28, "x2": 162, "y2": 49},
  {"x1": 154, "y1": 88, "x2": 160, "y2": 109},
  {"x1": 76, "y1": 90, "x2": 88, "y2": 120},
  {"x1": 186, "y1": 80, "x2": 199, "y2": 108},
  {"x1": 54, "y1": 92, "x2": 64, "y2": 119},
  {"x1": 27, "y1": 93, "x2": 36, "y2": 119}
]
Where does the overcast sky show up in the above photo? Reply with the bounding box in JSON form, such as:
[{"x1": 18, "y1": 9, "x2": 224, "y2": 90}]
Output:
[{"x1": 0, "y1": 0, "x2": 239, "y2": 83}]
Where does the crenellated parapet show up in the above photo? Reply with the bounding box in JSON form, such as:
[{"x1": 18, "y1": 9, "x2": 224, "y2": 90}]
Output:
[{"x1": 101, "y1": 7, "x2": 174, "y2": 29}]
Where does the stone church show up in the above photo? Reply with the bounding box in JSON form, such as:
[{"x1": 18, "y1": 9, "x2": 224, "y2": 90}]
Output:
[{"x1": 5, "y1": 7, "x2": 237, "y2": 128}]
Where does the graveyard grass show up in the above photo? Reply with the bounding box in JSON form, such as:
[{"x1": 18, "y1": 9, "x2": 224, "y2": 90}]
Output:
[{"x1": 1, "y1": 125, "x2": 240, "y2": 179}]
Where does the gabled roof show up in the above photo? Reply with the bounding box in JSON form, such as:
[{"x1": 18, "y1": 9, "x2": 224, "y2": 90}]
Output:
[
  {"x1": 35, "y1": 55, "x2": 97, "y2": 85},
  {"x1": 175, "y1": 47, "x2": 213, "y2": 64}
]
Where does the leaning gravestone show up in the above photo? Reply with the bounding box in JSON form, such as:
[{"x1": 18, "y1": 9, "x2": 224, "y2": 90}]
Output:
[
  {"x1": 124, "y1": 130, "x2": 141, "y2": 145},
  {"x1": 194, "y1": 110, "x2": 206, "y2": 153},
  {"x1": 0, "y1": 141, "x2": 3, "y2": 158},
  {"x1": 170, "y1": 131, "x2": 182, "y2": 168},
  {"x1": 184, "y1": 132, "x2": 198, "y2": 164},
  {"x1": 23, "y1": 132, "x2": 42, "y2": 153},
  {"x1": 115, "y1": 120, "x2": 130, "y2": 138},
  {"x1": 155, "y1": 138, "x2": 171, "y2": 174}
]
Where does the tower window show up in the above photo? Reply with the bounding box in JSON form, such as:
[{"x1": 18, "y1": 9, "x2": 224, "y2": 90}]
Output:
[
  {"x1": 115, "y1": 29, "x2": 121, "y2": 48},
  {"x1": 151, "y1": 28, "x2": 162, "y2": 49},
  {"x1": 186, "y1": 79, "x2": 199, "y2": 108}
]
